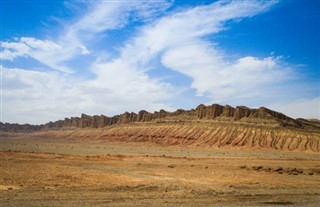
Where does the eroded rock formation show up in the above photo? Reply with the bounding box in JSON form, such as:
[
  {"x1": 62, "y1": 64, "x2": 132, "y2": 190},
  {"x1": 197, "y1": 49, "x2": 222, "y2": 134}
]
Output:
[
  {"x1": 1, "y1": 103, "x2": 320, "y2": 152},
  {"x1": 1, "y1": 104, "x2": 318, "y2": 132}
]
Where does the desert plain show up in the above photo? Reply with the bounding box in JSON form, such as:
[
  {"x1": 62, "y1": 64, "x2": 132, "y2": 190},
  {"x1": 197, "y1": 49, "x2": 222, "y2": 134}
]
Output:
[
  {"x1": 1, "y1": 135, "x2": 320, "y2": 206},
  {"x1": 1, "y1": 105, "x2": 320, "y2": 206}
]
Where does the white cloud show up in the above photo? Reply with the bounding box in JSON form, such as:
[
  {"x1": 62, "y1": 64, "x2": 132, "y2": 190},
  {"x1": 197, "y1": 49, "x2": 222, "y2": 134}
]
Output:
[
  {"x1": 1, "y1": 38, "x2": 75, "y2": 73},
  {"x1": 80, "y1": 46, "x2": 90, "y2": 55},
  {"x1": 2, "y1": 0, "x2": 318, "y2": 124},
  {"x1": 66, "y1": 0, "x2": 171, "y2": 36},
  {"x1": 162, "y1": 46, "x2": 291, "y2": 100},
  {"x1": 1, "y1": 0, "x2": 175, "y2": 124},
  {"x1": 268, "y1": 97, "x2": 320, "y2": 119},
  {"x1": 101, "y1": 0, "x2": 283, "y2": 102},
  {"x1": 0, "y1": 0, "x2": 171, "y2": 73},
  {"x1": 1, "y1": 41, "x2": 30, "y2": 60},
  {"x1": 1, "y1": 65, "x2": 173, "y2": 124}
]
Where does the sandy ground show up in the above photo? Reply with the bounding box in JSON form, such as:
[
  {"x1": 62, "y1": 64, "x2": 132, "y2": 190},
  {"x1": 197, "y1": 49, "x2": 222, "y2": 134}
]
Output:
[{"x1": 1, "y1": 139, "x2": 320, "y2": 206}]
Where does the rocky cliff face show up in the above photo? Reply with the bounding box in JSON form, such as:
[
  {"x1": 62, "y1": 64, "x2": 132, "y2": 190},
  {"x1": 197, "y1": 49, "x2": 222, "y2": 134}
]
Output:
[
  {"x1": 2, "y1": 103, "x2": 320, "y2": 152},
  {"x1": 0, "y1": 103, "x2": 318, "y2": 132}
]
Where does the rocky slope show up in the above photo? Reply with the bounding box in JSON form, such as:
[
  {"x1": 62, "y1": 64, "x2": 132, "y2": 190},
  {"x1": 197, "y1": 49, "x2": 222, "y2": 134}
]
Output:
[
  {"x1": 1, "y1": 104, "x2": 320, "y2": 152},
  {"x1": 1, "y1": 104, "x2": 318, "y2": 131}
]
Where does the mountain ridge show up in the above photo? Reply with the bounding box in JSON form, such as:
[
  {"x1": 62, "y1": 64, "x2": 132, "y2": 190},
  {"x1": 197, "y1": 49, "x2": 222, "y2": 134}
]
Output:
[
  {"x1": 2, "y1": 103, "x2": 320, "y2": 152},
  {"x1": 1, "y1": 103, "x2": 319, "y2": 132}
]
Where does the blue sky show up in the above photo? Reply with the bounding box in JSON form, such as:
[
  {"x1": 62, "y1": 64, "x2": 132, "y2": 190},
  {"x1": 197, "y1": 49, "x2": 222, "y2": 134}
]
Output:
[{"x1": 1, "y1": 0, "x2": 319, "y2": 124}]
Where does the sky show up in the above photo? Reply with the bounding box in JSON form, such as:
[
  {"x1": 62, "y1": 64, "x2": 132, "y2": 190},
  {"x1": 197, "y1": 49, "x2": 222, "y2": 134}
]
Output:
[{"x1": 1, "y1": 0, "x2": 319, "y2": 124}]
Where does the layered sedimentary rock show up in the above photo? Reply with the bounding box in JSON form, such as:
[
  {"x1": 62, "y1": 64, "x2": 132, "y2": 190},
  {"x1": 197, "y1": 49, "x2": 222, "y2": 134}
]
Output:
[
  {"x1": 1, "y1": 103, "x2": 320, "y2": 152},
  {"x1": 1, "y1": 104, "x2": 318, "y2": 132},
  {"x1": 3, "y1": 121, "x2": 319, "y2": 152}
]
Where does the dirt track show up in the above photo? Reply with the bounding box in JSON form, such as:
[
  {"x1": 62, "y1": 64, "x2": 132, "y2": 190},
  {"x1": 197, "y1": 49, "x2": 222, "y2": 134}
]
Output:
[{"x1": 1, "y1": 139, "x2": 320, "y2": 206}]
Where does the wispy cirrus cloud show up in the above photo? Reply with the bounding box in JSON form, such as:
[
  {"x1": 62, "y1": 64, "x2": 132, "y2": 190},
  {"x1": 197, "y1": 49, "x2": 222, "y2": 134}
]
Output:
[
  {"x1": 2, "y1": 0, "x2": 318, "y2": 124},
  {"x1": 1, "y1": 0, "x2": 172, "y2": 73},
  {"x1": 94, "y1": 0, "x2": 285, "y2": 102},
  {"x1": 1, "y1": 37, "x2": 73, "y2": 72}
]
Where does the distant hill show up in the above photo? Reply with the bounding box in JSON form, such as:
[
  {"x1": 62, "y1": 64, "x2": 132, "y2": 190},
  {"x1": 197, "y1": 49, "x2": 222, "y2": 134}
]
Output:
[{"x1": 1, "y1": 104, "x2": 320, "y2": 152}]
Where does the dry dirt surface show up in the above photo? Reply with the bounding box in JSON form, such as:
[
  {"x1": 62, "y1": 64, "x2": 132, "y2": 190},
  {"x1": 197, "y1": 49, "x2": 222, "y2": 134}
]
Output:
[{"x1": 1, "y1": 139, "x2": 320, "y2": 207}]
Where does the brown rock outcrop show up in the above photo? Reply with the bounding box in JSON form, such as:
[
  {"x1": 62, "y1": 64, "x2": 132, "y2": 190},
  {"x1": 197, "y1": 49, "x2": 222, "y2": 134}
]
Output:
[
  {"x1": 79, "y1": 114, "x2": 93, "y2": 128},
  {"x1": 137, "y1": 110, "x2": 153, "y2": 122},
  {"x1": 234, "y1": 106, "x2": 253, "y2": 120},
  {"x1": 2, "y1": 103, "x2": 320, "y2": 152},
  {"x1": 196, "y1": 104, "x2": 224, "y2": 119},
  {"x1": 1, "y1": 103, "x2": 319, "y2": 132},
  {"x1": 222, "y1": 105, "x2": 236, "y2": 117},
  {"x1": 118, "y1": 112, "x2": 137, "y2": 124}
]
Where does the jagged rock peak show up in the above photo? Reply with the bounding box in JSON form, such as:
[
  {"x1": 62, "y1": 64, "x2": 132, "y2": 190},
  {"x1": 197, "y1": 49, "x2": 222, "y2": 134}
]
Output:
[{"x1": 1, "y1": 103, "x2": 317, "y2": 132}]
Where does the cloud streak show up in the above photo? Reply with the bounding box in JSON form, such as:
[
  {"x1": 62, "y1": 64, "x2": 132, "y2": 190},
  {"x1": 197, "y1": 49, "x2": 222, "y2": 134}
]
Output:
[
  {"x1": 2, "y1": 0, "x2": 318, "y2": 124},
  {"x1": 1, "y1": 0, "x2": 171, "y2": 73},
  {"x1": 96, "y1": 0, "x2": 285, "y2": 102}
]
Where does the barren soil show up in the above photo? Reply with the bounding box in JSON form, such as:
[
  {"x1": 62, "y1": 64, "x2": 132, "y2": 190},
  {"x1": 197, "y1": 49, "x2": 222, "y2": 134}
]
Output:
[{"x1": 1, "y1": 137, "x2": 320, "y2": 206}]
